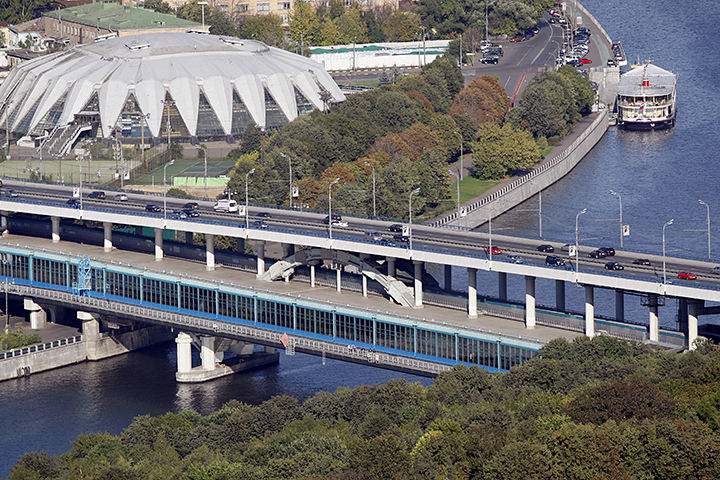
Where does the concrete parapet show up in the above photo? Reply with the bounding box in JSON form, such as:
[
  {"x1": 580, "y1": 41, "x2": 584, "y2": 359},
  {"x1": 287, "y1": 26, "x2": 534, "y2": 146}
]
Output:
[{"x1": 176, "y1": 351, "x2": 279, "y2": 383}]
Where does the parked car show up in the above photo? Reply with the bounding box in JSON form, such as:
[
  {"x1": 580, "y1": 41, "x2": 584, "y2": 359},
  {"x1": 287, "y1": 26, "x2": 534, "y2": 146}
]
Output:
[
  {"x1": 67, "y1": 198, "x2": 81, "y2": 207},
  {"x1": 589, "y1": 249, "x2": 607, "y2": 258},
  {"x1": 145, "y1": 204, "x2": 161, "y2": 212},
  {"x1": 480, "y1": 56, "x2": 499, "y2": 64},
  {"x1": 546, "y1": 255, "x2": 566, "y2": 266},
  {"x1": 678, "y1": 271, "x2": 697, "y2": 280},
  {"x1": 633, "y1": 259, "x2": 652, "y2": 266},
  {"x1": 388, "y1": 224, "x2": 404, "y2": 233},
  {"x1": 256, "y1": 212, "x2": 272, "y2": 218},
  {"x1": 486, "y1": 246, "x2": 502, "y2": 255},
  {"x1": 88, "y1": 191, "x2": 106, "y2": 199},
  {"x1": 183, "y1": 202, "x2": 199, "y2": 210},
  {"x1": 506, "y1": 254, "x2": 523, "y2": 264},
  {"x1": 510, "y1": 34, "x2": 524, "y2": 42},
  {"x1": 605, "y1": 262, "x2": 624, "y2": 270},
  {"x1": 607, "y1": 58, "x2": 617, "y2": 66},
  {"x1": 537, "y1": 244, "x2": 554, "y2": 253},
  {"x1": 580, "y1": 58, "x2": 592, "y2": 64},
  {"x1": 114, "y1": 193, "x2": 128, "y2": 201}
]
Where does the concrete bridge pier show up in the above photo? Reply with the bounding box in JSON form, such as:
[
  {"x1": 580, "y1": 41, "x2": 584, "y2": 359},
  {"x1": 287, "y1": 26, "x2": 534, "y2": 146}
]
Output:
[
  {"x1": 205, "y1": 233, "x2": 215, "y2": 271},
  {"x1": 78, "y1": 311, "x2": 101, "y2": 359},
  {"x1": 282, "y1": 243, "x2": 295, "y2": 258},
  {"x1": 615, "y1": 290, "x2": 625, "y2": 322},
  {"x1": 525, "y1": 275, "x2": 536, "y2": 328},
  {"x1": 103, "y1": 222, "x2": 113, "y2": 252},
  {"x1": 51, "y1": 216, "x2": 60, "y2": 243},
  {"x1": 386, "y1": 257, "x2": 396, "y2": 277},
  {"x1": 185, "y1": 231, "x2": 193, "y2": 244},
  {"x1": 336, "y1": 265, "x2": 342, "y2": 293},
  {"x1": 135, "y1": 226, "x2": 144, "y2": 236},
  {"x1": 585, "y1": 285, "x2": 595, "y2": 337},
  {"x1": 413, "y1": 261, "x2": 423, "y2": 308},
  {"x1": 256, "y1": 240, "x2": 265, "y2": 276},
  {"x1": 23, "y1": 298, "x2": 47, "y2": 329},
  {"x1": 556, "y1": 280, "x2": 565, "y2": 311},
  {"x1": 678, "y1": 299, "x2": 700, "y2": 350},
  {"x1": 468, "y1": 267, "x2": 478, "y2": 318},
  {"x1": 498, "y1": 272, "x2": 507, "y2": 302},
  {"x1": 154, "y1": 227, "x2": 163, "y2": 261},
  {"x1": 444, "y1": 264, "x2": 452, "y2": 291},
  {"x1": 1, "y1": 210, "x2": 8, "y2": 230},
  {"x1": 310, "y1": 264, "x2": 316, "y2": 287},
  {"x1": 648, "y1": 294, "x2": 660, "y2": 342},
  {"x1": 176, "y1": 331, "x2": 193, "y2": 374}
]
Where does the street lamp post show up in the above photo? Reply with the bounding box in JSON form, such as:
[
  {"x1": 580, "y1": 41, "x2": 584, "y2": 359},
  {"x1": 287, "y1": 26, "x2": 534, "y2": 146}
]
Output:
[
  {"x1": 454, "y1": 130, "x2": 463, "y2": 180},
  {"x1": 662, "y1": 218, "x2": 674, "y2": 284},
  {"x1": 448, "y1": 170, "x2": 460, "y2": 216},
  {"x1": 245, "y1": 168, "x2": 255, "y2": 229},
  {"x1": 279, "y1": 152, "x2": 293, "y2": 208},
  {"x1": 409, "y1": 187, "x2": 421, "y2": 250},
  {"x1": 610, "y1": 190, "x2": 623, "y2": 248},
  {"x1": 575, "y1": 208, "x2": 587, "y2": 280},
  {"x1": 328, "y1": 178, "x2": 340, "y2": 240},
  {"x1": 700, "y1": 199, "x2": 711, "y2": 260},
  {"x1": 163, "y1": 159, "x2": 175, "y2": 219},
  {"x1": 198, "y1": 1, "x2": 208, "y2": 31},
  {"x1": 195, "y1": 144, "x2": 208, "y2": 198},
  {"x1": 364, "y1": 162, "x2": 376, "y2": 217}
]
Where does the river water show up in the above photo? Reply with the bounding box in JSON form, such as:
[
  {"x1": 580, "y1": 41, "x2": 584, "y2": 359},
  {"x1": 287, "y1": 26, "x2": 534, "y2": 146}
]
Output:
[{"x1": 1, "y1": 0, "x2": 718, "y2": 476}]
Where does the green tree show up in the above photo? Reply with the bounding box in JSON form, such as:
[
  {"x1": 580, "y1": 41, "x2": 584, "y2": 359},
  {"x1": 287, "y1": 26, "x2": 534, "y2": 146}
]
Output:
[
  {"x1": 381, "y1": 11, "x2": 421, "y2": 42},
  {"x1": 0, "y1": 0, "x2": 52, "y2": 24},
  {"x1": 239, "y1": 14, "x2": 285, "y2": 46},
  {"x1": 178, "y1": 0, "x2": 238, "y2": 36},
  {"x1": 422, "y1": 53, "x2": 465, "y2": 98},
  {"x1": 142, "y1": 0, "x2": 173, "y2": 14},
  {"x1": 336, "y1": 9, "x2": 369, "y2": 44},
  {"x1": 290, "y1": 0, "x2": 320, "y2": 46},
  {"x1": 471, "y1": 122, "x2": 540, "y2": 179}
]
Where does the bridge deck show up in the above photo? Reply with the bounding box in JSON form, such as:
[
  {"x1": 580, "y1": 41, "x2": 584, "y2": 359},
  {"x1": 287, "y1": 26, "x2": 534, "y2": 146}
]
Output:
[{"x1": 8, "y1": 234, "x2": 582, "y2": 346}]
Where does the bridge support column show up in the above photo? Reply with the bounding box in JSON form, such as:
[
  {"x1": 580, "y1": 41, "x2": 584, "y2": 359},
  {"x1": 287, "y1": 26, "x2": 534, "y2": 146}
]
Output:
[
  {"x1": 1, "y1": 210, "x2": 8, "y2": 230},
  {"x1": 175, "y1": 332, "x2": 193, "y2": 374},
  {"x1": 282, "y1": 243, "x2": 295, "y2": 258},
  {"x1": 648, "y1": 294, "x2": 659, "y2": 342},
  {"x1": 525, "y1": 276, "x2": 536, "y2": 328},
  {"x1": 468, "y1": 267, "x2": 478, "y2": 318},
  {"x1": 336, "y1": 267, "x2": 342, "y2": 293},
  {"x1": 256, "y1": 241, "x2": 265, "y2": 276},
  {"x1": 205, "y1": 234, "x2": 215, "y2": 271},
  {"x1": 310, "y1": 265, "x2": 316, "y2": 287},
  {"x1": 154, "y1": 228, "x2": 163, "y2": 261},
  {"x1": 615, "y1": 290, "x2": 625, "y2": 322},
  {"x1": 413, "y1": 261, "x2": 423, "y2": 308},
  {"x1": 103, "y1": 222, "x2": 113, "y2": 252},
  {"x1": 585, "y1": 285, "x2": 595, "y2": 337},
  {"x1": 135, "y1": 226, "x2": 143, "y2": 236},
  {"x1": 386, "y1": 257, "x2": 396, "y2": 277},
  {"x1": 362, "y1": 274, "x2": 368, "y2": 297},
  {"x1": 185, "y1": 231, "x2": 193, "y2": 244},
  {"x1": 687, "y1": 300, "x2": 699, "y2": 350},
  {"x1": 556, "y1": 280, "x2": 565, "y2": 311},
  {"x1": 200, "y1": 335, "x2": 222, "y2": 370},
  {"x1": 51, "y1": 216, "x2": 60, "y2": 243},
  {"x1": 78, "y1": 311, "x2": 102, "y2": 360},
  {"x1": 498, "y1": 272, "x2": 507, "y2": 302},
  {"x1": 23, "y1": 298, "x2": 46, "y2": 329},
  {"x1": 444, "y1": 264, "x2": 452, "y2": 291}
]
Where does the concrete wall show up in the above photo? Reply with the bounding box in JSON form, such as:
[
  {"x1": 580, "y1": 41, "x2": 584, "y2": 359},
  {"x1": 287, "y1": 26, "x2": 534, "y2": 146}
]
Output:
[
  {"x1": 0, "y1": 325, "x2": 173, "y2": 381},
  {"x1": 440, "y1": 108, "x2": 609, "y2": 228}
]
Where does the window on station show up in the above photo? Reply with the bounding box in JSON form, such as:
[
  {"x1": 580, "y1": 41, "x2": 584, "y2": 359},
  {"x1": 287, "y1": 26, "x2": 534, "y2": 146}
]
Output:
[
  {"x1": 230, "y1": 89, "x2": 254, "y2": 135},
  {"x1": 15, "y1": 94, "x2": 45, "y2": 135},
  {"x1": 30, "y1": 89, "x2": 68, "y2": 136},
  {"x1": 159, "y1": 92, "x2": 190, "y2": 138},
  {"x1": 264, "y1": 87, "x2": 289, "y2": 129},
  {"x1": 294, "y1": 87, "x2": 314, "y2": 116}
]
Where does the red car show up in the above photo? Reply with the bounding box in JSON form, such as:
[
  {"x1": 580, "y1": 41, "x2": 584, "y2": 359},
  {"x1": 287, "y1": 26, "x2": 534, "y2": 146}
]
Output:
[
  {"x1": 678, "y1": 271, "x2": 698, "y2": 280},
  {"x1": 510, "y1": 35, "x2": 524, "y2": 42},
  {"x1": 486, "y1": 246, "x2": 502, "y2": 255},
  {"x1": 580, "y1": 58, "x2": 592, "y2": 64}
]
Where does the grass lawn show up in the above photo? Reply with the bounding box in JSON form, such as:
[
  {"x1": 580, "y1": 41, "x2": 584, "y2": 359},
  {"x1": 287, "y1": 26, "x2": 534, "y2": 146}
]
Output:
[{"x1": 456, "y1": 176, "x2": 501, "y2": 204}]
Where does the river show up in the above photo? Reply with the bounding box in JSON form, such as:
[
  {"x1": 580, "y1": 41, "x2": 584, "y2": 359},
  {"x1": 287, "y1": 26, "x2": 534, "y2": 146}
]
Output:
[{"x1": 1, "y1": 0, "x2": 719, "y2": 476}]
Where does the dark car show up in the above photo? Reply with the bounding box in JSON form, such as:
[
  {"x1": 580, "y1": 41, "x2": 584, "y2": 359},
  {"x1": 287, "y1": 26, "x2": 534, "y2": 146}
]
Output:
[
  {"x1": 389, "y1": 224, "x2": 404, "y2": 233},
  {"x1": 256, "y1": 212, "x2": 272, "y2": 218},
  {"x1": 171, "y1": 210, "x2": 188, "y2": 219},
  {"x1": 67, "y1": 198, "x2": 81, "y2": 207},
  {"x1": 598, "y1": 247, "x2": 616, "y2": 256},
  {"x1": 480, "y1": 56, "x2": 498, "y2": 64},
  {"x1": 3, "y1": 189, "x2": 19, "y2": 197},
  {"x1": 88, "y1": 191, "x2": 106, "y2": 199},
  {"x1": 322, "y1": 214, "x2": 342, "y2": 224},
  {"x1": 145, "y1": 204, "x2": 161, "y2": 213},
  {"x1": 182, "y1": 208, "x2": 200, "y2": 217},
  {"x1": 567, "y1": 59, "x2": 583, "y2": 68},
  {"x1": 607, "y1": 58, "x2": 617, "y2": 66},
  {"x1": 633, "y1": 259, "x2": 652, "y2": 266},
  {"x1": 678, "y1": 271, "x2": 697, "y2": 280},
  {"x1": 393, "y1": 234, "x2": 410, "y2": 243},
  {"x1": 183, "y1": 202, "x2": 199, "y2": 210},
  {"x1": 546, "y1": 255, "x2": 566, "y2": 266},
  {"x1": 252, "y1": 220, "x2": 268, "y2": 229},
  {"x1": 537, "y1": 244, "x2": 555, "y2": 253},
  {"x1": 589, "y1": 249, "x2": 607, "y2": 258},
  {"x1": 605, "y1": 262, "x2": 624, "y2": 271}
]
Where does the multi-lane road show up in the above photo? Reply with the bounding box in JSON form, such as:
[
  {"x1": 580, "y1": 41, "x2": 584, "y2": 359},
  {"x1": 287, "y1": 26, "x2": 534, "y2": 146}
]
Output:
[{"x1": 4, "y1": 178, "x2": 720, "y2": 291}]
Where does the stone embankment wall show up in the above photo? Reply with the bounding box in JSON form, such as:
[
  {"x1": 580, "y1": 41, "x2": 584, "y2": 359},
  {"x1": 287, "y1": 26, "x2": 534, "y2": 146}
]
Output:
[
  {"x1": 0, "y1": 325, "x2": 173, "y2": 381},
  {"x1": 438, "y1": 108, "x2": 609, "y2": 228}
]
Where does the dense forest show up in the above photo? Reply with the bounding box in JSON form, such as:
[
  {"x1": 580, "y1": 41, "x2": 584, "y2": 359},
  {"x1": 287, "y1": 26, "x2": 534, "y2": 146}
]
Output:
[{"x1": 9, "y1": 335, "x2": 720, "y2": 479}]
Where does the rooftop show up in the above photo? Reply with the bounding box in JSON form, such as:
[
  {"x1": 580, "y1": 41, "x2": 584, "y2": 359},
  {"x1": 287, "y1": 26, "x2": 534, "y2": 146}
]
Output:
[{"x1": 43, "y1": 2, "x2": 199, "y2": 30}]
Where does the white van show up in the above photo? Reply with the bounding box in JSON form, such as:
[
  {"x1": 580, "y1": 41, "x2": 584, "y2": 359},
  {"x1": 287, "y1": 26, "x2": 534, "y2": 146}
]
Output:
[{"x1": 214, "y1": 199, "x2": 238, "y2": 213}]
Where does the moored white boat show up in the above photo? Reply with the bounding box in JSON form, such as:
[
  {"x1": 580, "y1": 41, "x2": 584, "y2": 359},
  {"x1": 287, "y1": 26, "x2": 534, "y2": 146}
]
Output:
[{"x1": 616, "y1": 63, "x2": 676, "y2": 129}]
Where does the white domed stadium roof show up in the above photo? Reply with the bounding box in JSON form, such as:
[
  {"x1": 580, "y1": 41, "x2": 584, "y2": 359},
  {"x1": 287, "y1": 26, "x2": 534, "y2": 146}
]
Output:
[{"x1": 0, "y1": 32, "x2": 345, "y2": 140}]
